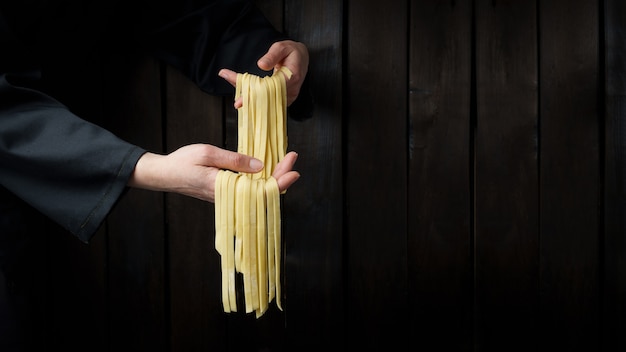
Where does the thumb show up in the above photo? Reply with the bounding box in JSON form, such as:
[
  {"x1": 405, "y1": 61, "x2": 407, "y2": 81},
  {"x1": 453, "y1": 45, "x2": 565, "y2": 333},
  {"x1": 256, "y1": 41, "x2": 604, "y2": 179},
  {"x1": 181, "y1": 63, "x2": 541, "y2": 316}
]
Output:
[
  {"x1": 258, "y1": 42, "x2": 287, "y2": 71},
  {"x1": 213, "y1": 149, "x2": 264, "y2": 174},
  {"x1": 257, "y1": 54, "x2": 276, "y2": 71}
]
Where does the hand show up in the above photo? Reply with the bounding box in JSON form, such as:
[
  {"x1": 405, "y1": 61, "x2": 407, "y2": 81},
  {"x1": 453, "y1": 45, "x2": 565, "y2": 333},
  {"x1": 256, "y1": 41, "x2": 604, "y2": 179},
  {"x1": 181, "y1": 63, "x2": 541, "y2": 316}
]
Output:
[
  {"x1": 128, "y1": 144, "x2": 300, "y2": 202},
  {"x1": 219, "y1": 40, "x2": 309, "y2": 108}
]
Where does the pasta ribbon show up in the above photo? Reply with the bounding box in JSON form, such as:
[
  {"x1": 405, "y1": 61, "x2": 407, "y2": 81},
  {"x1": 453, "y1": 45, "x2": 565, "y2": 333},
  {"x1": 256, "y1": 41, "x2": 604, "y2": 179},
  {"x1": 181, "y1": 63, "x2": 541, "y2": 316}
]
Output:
[{"x1": 214, "y1": 67, "x2": 292, "y2": 317}]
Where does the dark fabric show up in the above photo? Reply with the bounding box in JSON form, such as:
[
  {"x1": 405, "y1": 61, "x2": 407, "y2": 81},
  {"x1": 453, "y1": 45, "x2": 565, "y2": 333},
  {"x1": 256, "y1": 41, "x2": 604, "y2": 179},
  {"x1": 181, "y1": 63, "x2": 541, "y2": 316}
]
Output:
[
  {"x1": 0, "y1": 2, "x2": 311, "y2": 348},
  {"x1": 0, "y1": 73, "x2": 146, "y2": 243},
  {"x1": 0, "y1": 0, "x2": 292, "y2": 244},
  {"x1": 0, "y1": 0, "x2": 289, "y2": 94}
]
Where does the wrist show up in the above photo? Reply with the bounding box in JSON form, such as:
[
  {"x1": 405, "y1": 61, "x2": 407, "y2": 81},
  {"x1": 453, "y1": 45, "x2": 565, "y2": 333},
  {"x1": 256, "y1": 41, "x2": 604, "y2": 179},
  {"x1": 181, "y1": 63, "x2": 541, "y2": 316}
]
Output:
[{"x1": 127, "y1": 152, "x2": 167, "y2": 191}]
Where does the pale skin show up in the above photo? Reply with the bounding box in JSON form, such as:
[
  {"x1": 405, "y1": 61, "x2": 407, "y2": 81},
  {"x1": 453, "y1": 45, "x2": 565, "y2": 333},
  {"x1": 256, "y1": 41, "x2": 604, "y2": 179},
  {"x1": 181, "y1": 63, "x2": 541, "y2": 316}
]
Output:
[{"x1": 128, "y1": 40, "x2": 308, "y2": 202}]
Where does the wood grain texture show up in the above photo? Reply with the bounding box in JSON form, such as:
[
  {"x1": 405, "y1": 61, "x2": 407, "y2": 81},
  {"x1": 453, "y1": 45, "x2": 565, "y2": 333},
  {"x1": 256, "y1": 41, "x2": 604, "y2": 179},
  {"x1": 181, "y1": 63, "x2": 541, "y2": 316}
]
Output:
[
  {"x1": 474, "y1": 1, "x2": 540, "y2": 350},
  {"x1": 603, "y1": 0, "x2": 626, "y2": 350},
  {"x1": 539, "y1": 0, "x2": 600, "y2": 350},
  {"x1": 347, "y1": 0, "x2": 409, "y2": 348},
  {"x1": 280, "y1": 0, "x2": 345, "y2": 350},
  {"x1": 408, "y1": 0, "x2": 473, "y2": 349},
  {"x1": 33, "y1": 1, "x2": 626, "y2": 351}
]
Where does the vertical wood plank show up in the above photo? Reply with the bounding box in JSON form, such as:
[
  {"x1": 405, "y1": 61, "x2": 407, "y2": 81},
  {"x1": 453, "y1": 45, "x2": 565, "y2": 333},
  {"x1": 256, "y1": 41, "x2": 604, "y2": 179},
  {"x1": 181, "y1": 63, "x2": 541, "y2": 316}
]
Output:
[
  {"x1": 165, "y1": 67, "x2": 226, "y2": 352},
  {"x1": 603, "y1": 0, "x2": 626, "y2": 349},
  {"x1": 347, "y1": 0, "x2": 408, "y2": 348},
  {"x1": 280, "y1": 0, "x2": 345, "y2": 350},
  {"x1": 539, "y1": 0, "x2": 600, "y2": 349},
  {"x1": 408, "y1": 0, "x2": 473, "y2": 349},
  {"x1": 474, "y1": 0, "x2": 540, "y2": 350},
  {"x1": 104, "y1": 55, "x2": 167, "y2": 351}
]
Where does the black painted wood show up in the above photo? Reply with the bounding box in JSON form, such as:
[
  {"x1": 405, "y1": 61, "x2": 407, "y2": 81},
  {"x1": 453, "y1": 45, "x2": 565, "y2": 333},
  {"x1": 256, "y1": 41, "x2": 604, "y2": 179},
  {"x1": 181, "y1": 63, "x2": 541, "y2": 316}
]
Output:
[
  {"x1": 604, "y1": 0, "x2": 626, "y2": 350},
  {"x1": 347, "y1": 1, "x2": 409, "y2": 349},
  {"x1": 408, "y1": 0, "x2": 473, "y2": 349},
  {"x1": 539, "y1": 0, "x2": 601, "y2": 350},
  {"x1": 475, "y1": 1, "x2": 540, "y2": 350},
  {"x1": 32, "y1": 1, "x2": 625, "y2": 351}
]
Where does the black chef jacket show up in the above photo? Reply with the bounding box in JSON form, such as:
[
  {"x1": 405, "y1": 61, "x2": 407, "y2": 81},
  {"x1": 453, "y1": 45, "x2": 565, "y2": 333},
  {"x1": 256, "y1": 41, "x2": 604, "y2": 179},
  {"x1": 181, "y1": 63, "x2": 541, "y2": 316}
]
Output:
[{"x1": 0, "y1": 0, "x2": 308, "y2": 276}]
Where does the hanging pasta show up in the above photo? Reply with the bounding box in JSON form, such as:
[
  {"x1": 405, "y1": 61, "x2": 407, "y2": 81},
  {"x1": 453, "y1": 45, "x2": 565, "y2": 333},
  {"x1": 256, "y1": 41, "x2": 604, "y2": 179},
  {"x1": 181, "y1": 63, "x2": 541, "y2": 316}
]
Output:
[{"x1": 215, "y1": 66, "x2": 292, "y2": 318}]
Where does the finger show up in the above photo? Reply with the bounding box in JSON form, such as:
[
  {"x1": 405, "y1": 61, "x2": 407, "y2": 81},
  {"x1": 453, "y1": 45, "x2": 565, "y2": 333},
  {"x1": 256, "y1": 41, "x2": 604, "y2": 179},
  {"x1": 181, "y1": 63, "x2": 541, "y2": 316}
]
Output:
[
  {"x1": 257, "y1": 42, "x2": 289, "y2": 71},
  {"x1": 209, "y1": 148, "x2": 264, "y2": 174},
  {"x1": 218, "y1": 69, "x2": 237, "y2": 87},
  {"x1": 219, "y1": 70, "x2": 244, "y2": 109},
  {"x1": 276, "y1": 171, "x2": 300, "y2": 193},
  {"x1": 257, "y1": 40, "x2": 298, "y2": 71},
  {"x1": 272, "y1": 151, "x2": 298, "y2": 178},
  {"x1": 234, "y1": 97, "x2": 243, "y2": 109}
]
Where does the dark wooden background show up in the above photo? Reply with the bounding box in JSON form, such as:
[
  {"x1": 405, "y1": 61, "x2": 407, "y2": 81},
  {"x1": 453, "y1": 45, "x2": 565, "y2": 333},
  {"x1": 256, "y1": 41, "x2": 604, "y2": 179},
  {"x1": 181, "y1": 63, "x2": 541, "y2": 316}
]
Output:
[{"x1": 13, "y1": 0, "x2": 626, "y2": 351}]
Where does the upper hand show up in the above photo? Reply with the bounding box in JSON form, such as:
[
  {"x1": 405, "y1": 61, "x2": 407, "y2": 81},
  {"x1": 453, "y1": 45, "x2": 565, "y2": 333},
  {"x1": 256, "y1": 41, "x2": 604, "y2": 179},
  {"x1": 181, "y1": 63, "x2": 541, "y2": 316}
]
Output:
[{"x1": 219, "y1": 40, "x2": 309, "y2": 108}]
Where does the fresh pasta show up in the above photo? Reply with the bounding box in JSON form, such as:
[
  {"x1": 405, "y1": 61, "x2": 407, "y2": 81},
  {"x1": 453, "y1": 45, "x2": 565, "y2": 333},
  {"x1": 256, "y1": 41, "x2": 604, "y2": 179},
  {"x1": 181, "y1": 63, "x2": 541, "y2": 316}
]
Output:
[{"x1": 215, "y1": 66, "x2": 292, "y2": 317}]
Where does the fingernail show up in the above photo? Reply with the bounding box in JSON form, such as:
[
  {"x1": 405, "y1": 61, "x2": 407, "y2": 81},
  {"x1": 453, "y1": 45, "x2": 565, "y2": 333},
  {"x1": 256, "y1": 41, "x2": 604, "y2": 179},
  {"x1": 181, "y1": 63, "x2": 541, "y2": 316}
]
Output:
[
  {"x1": 249, "y1": 158, "x2": 263, "y2": 170},
  {"x1": 218, "y1": 69, "x2": 226, "y2": 78}
]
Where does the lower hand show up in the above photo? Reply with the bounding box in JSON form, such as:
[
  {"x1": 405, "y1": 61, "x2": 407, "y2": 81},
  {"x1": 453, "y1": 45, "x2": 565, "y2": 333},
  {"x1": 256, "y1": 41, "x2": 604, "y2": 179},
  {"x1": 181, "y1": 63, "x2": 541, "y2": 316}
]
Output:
[{"x1": 128, "y1": 144, "x2": 300, "y2": 202}]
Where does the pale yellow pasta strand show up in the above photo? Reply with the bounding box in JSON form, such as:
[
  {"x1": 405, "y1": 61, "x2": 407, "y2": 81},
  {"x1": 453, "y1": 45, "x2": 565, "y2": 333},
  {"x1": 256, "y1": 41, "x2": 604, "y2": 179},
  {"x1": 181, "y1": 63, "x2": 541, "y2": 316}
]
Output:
[
  {"x1": 265, "y1": 176, "x2": 277, "y2": 304},
  {"x1": 214, "y1": 170, "x2": 229, "y2": 312},
  {"x1": 234, "y1": 172, "x2": 245, "y2": 273},
  {"x1": 252, "y1": 76, "x2": 268, "y2": 178},
  {"x1": 214, "y1": 66, "x2": 291, "y2": 317},
  {"x1": 264, "y1": 75, "x2": 277, "y2": 175},
  {"x1": 226, "y1": 171, "x2": 238, "y2": 312},
  {"x1": 255, "y1": 178, "x2": 268, "y2": 317},
  {"x1": 265, "y1": 176, "x2": 282, "y2": 310},
  {"x1": 247, "y1": 177, "x2": 260, "y2": 313},
  {"x1": 236, "y1": 73, "x2": 247, "y2": 155},
  {"x1": 275, "y1": 69, "x2": 289, "y2": 165},
  {"x1": 214, "y1": 170, "x2": 224, "y2": 255},
  {"x1": 240, "y1": 175, "x2": 253, "y2": 313}
]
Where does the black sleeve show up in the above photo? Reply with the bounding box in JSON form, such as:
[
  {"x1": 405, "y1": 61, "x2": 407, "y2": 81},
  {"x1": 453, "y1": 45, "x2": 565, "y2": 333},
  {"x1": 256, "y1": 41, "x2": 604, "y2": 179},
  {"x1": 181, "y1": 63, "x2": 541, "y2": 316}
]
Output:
[
  {"x1": 0, "y1": 0, "x2": 311, "y2": 245},
  {"x1": 135, "y1": 0, "x2": 313, "y2": 120},
  {"x1": 0, "y1": 73, "x2": 146, "y2": 243},
  {"x1": 136, "y1": 0, "x2": 288, "y2": 96}
]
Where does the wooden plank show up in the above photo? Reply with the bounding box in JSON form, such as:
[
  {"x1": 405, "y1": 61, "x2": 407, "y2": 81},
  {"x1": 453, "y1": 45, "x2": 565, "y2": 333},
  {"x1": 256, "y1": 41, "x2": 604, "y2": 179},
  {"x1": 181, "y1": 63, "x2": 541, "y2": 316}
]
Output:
[
  {"x1": 474, "y1": 1, "x2": 540, "y2": 349},
  {"x1": 347, "y1": 0, "x2": 408, "y2": 349},
  {"x1": 165, "y1": 66, "x2": 227, "y2": 351},
  {"x1": 408, "y1": 1, "x2": 473, "y2": 349},
  {"x1": 539, "y1": 0, "x2": 600, "y2": 349},
  {"x1": 279, "y1": 0, "x2": 344, "y2": 350},
  {"x1": 103, "y1": 55, "x2": 167, "y2": 350},
  {"x1": 603, "y1": 0, "x2": 626, "y2": 349}
]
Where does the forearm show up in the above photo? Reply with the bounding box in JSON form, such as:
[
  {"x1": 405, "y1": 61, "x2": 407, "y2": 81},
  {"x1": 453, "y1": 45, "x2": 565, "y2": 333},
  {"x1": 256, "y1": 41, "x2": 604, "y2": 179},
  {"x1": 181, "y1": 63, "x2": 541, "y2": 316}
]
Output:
[{"x1": 127, "y1": 151, "x2": 215, "y2": 202}]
